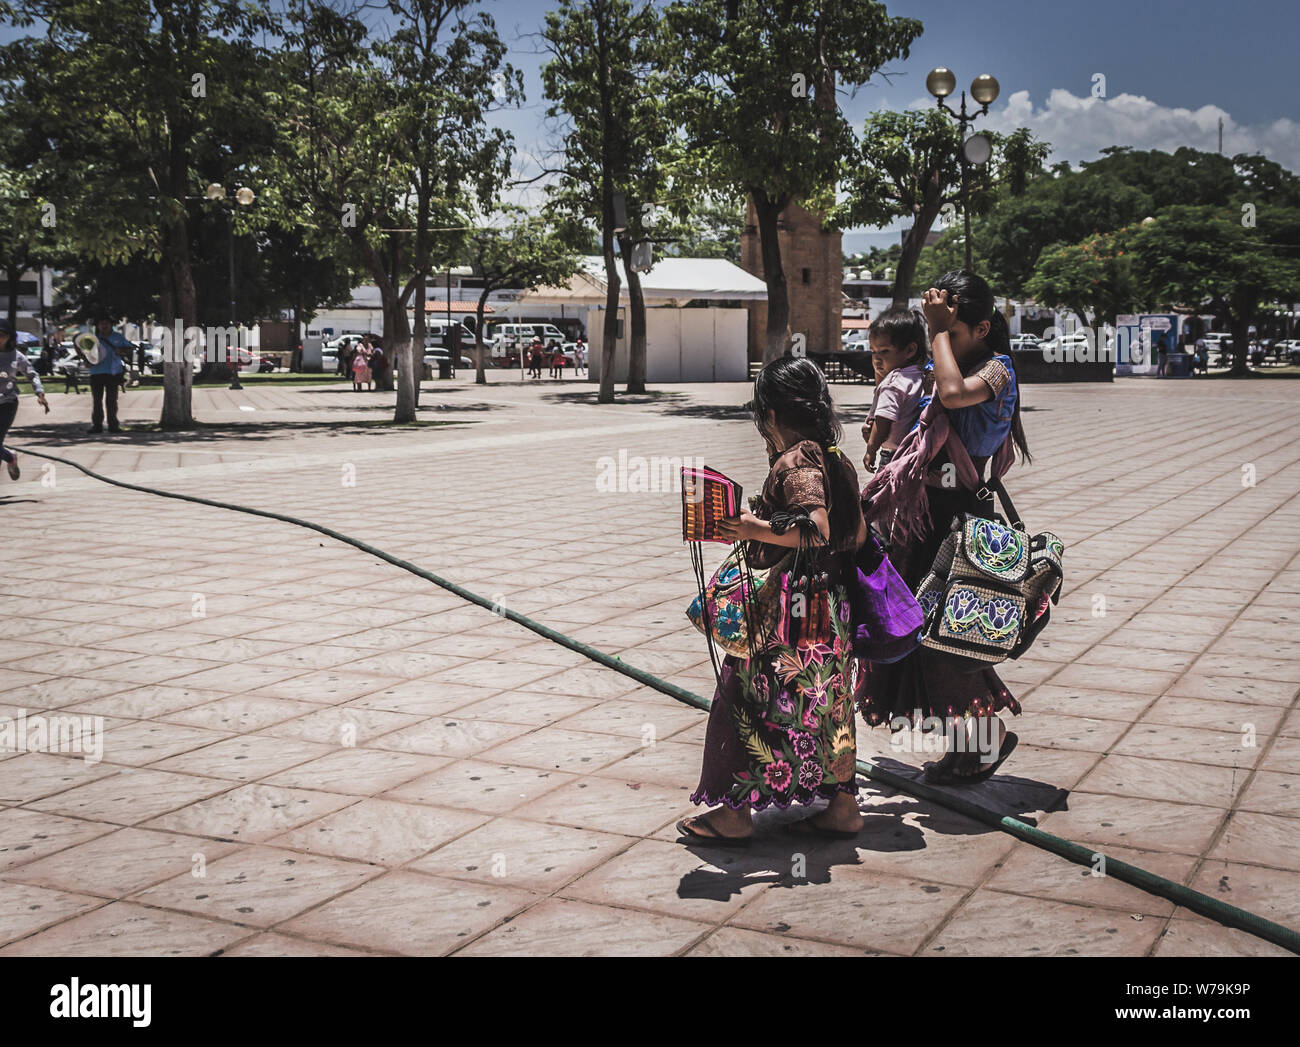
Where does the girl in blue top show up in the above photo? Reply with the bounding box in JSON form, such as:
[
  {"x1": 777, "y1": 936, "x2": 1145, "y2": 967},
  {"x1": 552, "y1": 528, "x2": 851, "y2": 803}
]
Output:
[{"x1": 859, "y1": 270, "x2": 1032, "y2": 784}]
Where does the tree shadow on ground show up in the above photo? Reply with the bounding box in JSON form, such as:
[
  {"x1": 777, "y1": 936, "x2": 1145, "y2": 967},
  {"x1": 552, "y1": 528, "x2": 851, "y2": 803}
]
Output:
[
  {"x1": 12, "y1": 414, "x2": 481, "y2": 447},
  {"x1": 542, "y1": 387, "x2": 757, "y2": 422}
]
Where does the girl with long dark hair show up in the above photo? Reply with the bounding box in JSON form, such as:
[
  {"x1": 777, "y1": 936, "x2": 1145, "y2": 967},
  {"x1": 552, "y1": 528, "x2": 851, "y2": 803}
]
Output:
[
  {"x1": 679, "y1": 356, "x2": 871, "y2": 843},
  {"x1": 859, "y1": 270, "x2": 1030, "y2": 783}
]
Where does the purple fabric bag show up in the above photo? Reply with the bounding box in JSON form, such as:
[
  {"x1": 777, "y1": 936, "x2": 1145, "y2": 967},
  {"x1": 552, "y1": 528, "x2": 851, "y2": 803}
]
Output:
[{"x1": 845, "y1": 531, "x2": 924, "y2": 663}]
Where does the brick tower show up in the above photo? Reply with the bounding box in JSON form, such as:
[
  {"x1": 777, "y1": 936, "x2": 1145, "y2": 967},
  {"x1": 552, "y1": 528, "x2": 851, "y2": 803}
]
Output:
[{"x1": 739, "y1": 200, "x2": 843, "y2": 364}]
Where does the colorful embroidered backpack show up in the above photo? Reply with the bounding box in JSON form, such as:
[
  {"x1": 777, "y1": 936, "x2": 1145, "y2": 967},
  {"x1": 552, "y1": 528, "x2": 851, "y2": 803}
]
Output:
[{"x1": 914, "y1": 479, "x2": 1064, "y2": 663}]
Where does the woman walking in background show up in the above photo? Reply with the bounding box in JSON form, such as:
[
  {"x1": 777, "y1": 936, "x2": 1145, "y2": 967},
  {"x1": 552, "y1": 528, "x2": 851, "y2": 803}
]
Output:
[
  {"x1": 679, "y1": 356, "x2": 870, "y2": 843},
  {"x1": 859, "y1": 270, "x2": 1031, "y2": 784}
]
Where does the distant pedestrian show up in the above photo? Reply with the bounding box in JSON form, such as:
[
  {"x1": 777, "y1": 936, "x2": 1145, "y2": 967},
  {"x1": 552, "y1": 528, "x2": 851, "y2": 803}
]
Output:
[
  {"x1": 549, "y1": 340, "x2": 565, "y2": 379},
  {"x1": 351, "y1": 342, "x2": 372, "y2": 390},
  {"x1": 528, "y1": 337, "x2": 544, "y2": 379},
  {"x1": 368, "y1": 343, "x2": 386, "y2": 389},
  {"x1": 573, "y1": 336, "x2": 586, "y2": 375},
  {"x1": 1194, "y1": 335, "x2": 1208, "y2": 376},
  {"x1": 81, "y1": 318, "x2": 129, "y2": 433},
  {"x1": 0, "y1": 320, "x2": 51, "y2": 480}
]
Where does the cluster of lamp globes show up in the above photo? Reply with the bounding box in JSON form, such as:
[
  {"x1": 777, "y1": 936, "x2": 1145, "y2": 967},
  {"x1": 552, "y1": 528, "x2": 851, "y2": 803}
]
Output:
[
  {"x1": 205, "y1": 183, "x2": 255, "y2": 206},
  {"x1": 926, "y1": 67, "x2": 999, "y2": 168}
]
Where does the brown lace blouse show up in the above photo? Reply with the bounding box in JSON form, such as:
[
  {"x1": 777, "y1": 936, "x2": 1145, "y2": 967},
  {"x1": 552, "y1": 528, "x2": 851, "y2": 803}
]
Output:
[{"x1": 745, "y1": 440, "x2": 859, "y2": 569}]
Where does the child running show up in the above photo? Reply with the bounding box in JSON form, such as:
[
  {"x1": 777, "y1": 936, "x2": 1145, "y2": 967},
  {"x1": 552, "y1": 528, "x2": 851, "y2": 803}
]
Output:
[
  {"x1": 859, "y1": 270, "x2": 1032, "y2": 784},
  {"x1": 679, "y1": 356, "x2": 871, "y2": 843},
  {"x1": 0, "y1": 320, "x2": 51, "y2": 479},
  {"x1": 862, "y1": 305, "x2": 927, "y2": 473}
]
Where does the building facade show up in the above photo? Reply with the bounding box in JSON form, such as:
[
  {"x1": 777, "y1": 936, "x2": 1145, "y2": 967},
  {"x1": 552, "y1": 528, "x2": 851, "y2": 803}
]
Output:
[{"x1": 738, "y1": 199, "x2": 843, "y2": 361}]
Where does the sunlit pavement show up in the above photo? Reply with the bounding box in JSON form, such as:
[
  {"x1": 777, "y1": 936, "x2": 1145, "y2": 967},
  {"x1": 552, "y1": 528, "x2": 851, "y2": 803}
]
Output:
[{"x1": 1, "y1": 373, "x2": 1298, "y2": 956}]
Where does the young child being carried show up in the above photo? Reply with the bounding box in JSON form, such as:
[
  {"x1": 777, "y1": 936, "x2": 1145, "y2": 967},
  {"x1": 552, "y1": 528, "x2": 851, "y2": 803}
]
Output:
[{"x1": 862, "y1": 306, "x2": 928, "y2": 473}]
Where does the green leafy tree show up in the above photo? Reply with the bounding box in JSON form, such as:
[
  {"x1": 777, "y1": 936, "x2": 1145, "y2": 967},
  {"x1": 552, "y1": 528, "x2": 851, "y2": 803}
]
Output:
[
  {"x1": 460, "y1": 208, "x2": 583, "y2": 385},
  {"x1": 1024, "y1": 230, "x2": 1140, "y2": 331},
  {"x1": 1130, "y1": 205, "x2": 1300, "y2": 375},
  {"x1": 837, "y1": 111, "x2": 1047, "y2": 305},
  {"x1": 663, "y1": 0, "x2": 921, "y2": 361},
  {"x1": 541, "y1": 0, "x2": 667, "y2": 400},
  {"x1": 1, "y1": 0, "x2": 279, "y2": 427},
  {"x1": 379, "y1": 0, "x2": 519, "y2": 419}
]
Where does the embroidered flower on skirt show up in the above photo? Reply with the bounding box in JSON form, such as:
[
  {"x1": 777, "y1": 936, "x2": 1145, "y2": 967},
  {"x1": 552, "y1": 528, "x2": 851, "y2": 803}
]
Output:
[{"x1": 715, "y1": 585, "x2": 862, "y2": 810}]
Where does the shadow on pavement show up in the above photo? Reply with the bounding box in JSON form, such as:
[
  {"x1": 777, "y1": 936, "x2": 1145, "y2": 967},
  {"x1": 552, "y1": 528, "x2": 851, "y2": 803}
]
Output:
[
  {"x1": 674, "y1": 762, "x2": 1070, "y2": 901},
  {"x1": 13, "y1": 415, "x2": 480, "y2": 447}
]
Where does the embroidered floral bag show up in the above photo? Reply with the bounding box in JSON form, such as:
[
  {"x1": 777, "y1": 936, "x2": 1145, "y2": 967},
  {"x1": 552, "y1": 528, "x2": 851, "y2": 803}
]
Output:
[
  {"x1": 914, "y1": 479, "x2": 1064, "y2": 663},
  {"x1": 686, "y1": 544, "x2": 792, "y2": 659}
]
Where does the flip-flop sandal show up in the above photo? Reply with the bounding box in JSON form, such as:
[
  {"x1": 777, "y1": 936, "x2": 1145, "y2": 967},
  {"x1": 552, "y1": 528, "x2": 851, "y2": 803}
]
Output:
[
  {"x1": 788, "y1": 817, "x2": 861, "y2": 840},
  {"x1": 922, "y1": 747, "x2": 964, "y2": 785},
  {"x1": 675, "y1": 815, "x2": 752, "y2": 848},
  {"x1": 950, "y1": 732, "x2": 1018, "y2": 785}
]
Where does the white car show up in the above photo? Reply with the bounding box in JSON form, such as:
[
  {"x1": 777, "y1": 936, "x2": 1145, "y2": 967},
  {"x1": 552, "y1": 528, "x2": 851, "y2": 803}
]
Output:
[
  {"x1": 843, "y1": 339, "x2": 871, "y2": 353},
  {"x1": 423, "y1": 348, "x2": 474, "y2": 370},
  {"x1": 1009, "y1": 335, "x2": 1041, "y2": 351}
]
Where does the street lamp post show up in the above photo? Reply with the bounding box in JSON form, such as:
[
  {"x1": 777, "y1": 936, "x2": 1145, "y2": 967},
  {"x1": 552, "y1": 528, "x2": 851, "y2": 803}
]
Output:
[
  {"x1": 205, "y1": 182, "x2": 256, "y2": 389},
  {"x1": 926, "y1": 68, "x2": 1000, "y2": 271}
]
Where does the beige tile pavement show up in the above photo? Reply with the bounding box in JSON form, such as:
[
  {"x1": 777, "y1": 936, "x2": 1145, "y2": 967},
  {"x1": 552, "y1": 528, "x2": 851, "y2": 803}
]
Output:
[{"x1": 3, "y1": 377, "x2": 1299, "y2": 955}]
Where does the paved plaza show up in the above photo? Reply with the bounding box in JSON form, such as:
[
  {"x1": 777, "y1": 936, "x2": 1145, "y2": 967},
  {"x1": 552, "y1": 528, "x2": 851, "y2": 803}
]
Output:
[{"x1": 1, "y1": 373, "x2": 1298, "y2": 956}]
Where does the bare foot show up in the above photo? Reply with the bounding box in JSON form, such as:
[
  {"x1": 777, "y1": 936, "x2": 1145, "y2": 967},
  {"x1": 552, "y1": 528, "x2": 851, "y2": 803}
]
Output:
[
  {"x1": 798, "y1": 790, "x2": 863, "y2": 833},
  {"x1": 680, "y1": 806, "x2": 752, "y2": 840}
]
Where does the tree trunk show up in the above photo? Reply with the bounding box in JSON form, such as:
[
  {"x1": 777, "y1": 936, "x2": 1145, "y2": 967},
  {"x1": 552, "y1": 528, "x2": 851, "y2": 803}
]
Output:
[
  {"x1": 401, "y1": 269, "x2": 425, "y2": 422},
  {"x1": 599, "y1": 225, "x2": 621, "y2": 404},
  {"x1": 893, "y1": 181, "x2": 943, "y2": 306},
  {"x1": 753, "y1": 191, "x2": 790, "y2": 363},
  {"x1": 402, "y1": 185, "x2": 429, "y2": 421},
  {"x1": 359, "y1": 240, "x2": 400, "y2": 393},
  {"x1": 475, "y1": 290, "x2": 490, "y2": 385},
  {"x1": 1229, "y1": 312, "x2": 1251, "y2": 377},
  {"x1": 291, "y1": 295, "x2": 303, "y2": 372},
  {"x1": 5, "y1": 264, "x2": 20, "y2": 331},
  {"x1": 619, "y1": 233, "x2": 647, "y2": 394},
  {"x1": 160, "y1": 219, "x2": 196, "y2": 430}
]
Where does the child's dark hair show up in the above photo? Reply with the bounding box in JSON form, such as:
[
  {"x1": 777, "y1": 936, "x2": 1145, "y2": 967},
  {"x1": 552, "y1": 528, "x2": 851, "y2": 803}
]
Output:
[
  {"x1": 870, "y1": 305, "x2": 928, "y2": 366},
  {"x1": 752, "y1": 355, "x2": 863, "y2": 550},
  {"x1": 930, "y1": 269, "x2": 1032, "y2": 464}
]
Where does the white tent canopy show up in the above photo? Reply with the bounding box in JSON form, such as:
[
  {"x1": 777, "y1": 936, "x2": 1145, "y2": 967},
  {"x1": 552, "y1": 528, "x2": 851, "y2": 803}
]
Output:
[{"x1": 523, "y1": 255, "x2": 767, "y2": 307}]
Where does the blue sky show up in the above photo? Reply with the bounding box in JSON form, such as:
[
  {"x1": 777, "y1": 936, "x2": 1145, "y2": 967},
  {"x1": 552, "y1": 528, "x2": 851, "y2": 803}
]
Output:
[
  {"x1": 470, "y1": 0, "x2": 1300, "y2": 246},
  {"x1": 6, "y1": 1, "x2": 1297, "y2": 247}
]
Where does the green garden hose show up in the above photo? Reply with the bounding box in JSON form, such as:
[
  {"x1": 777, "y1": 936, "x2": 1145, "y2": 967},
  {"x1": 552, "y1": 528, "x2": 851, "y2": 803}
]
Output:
[{"x1": 16, "y1": 444, "x2": 1300, "y2": 956}]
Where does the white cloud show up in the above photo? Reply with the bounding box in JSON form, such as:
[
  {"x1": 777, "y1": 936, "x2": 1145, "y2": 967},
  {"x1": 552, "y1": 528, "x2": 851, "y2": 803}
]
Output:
[{"x1": 901, "y1": 87, "x2": 1300, "y2": 173}]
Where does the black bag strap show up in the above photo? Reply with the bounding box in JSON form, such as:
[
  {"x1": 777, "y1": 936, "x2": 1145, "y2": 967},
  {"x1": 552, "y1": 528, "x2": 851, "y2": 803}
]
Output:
[{"x1": 983, "y1": 476, "x2": 1024, "y2": 532}]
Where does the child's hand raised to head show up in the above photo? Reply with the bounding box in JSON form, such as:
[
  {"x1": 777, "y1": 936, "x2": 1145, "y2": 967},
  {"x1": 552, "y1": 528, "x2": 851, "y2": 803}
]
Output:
[{"x1": 922, "y1": 287, "x2": 959, "y2": 336}]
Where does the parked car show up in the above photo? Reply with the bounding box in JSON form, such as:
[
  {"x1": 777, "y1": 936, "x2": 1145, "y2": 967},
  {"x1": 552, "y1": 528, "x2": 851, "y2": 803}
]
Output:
[
  {"x1": 490, "y1": 322, "x2": 566, "y2": 355},
  {"x1": 424, "y1": 320, "x2": 475, "y2": 350},
  {"x1": 1202, "y1": 332, "x2": 1232, "y2": 366},
  {"x1": 843, "y1": 339, "x2": 871, "y2": 353},
  {"x1": 1277, "y1": 339, "x2": 1300, "y2": 365},
  {"x1": 423, "y1": 348, "x2": 474, "y2": 371},
  {"x1": 1009, "y1": 335, "x2": 1041, "y2": 352}
]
